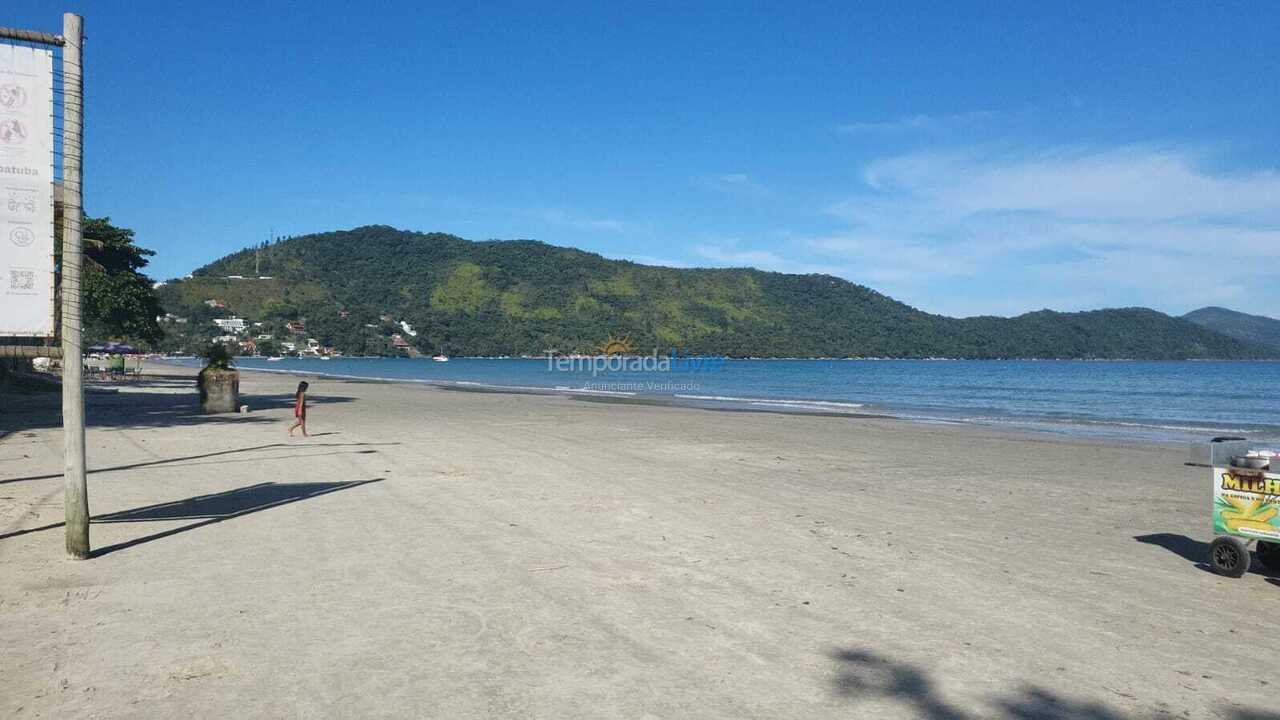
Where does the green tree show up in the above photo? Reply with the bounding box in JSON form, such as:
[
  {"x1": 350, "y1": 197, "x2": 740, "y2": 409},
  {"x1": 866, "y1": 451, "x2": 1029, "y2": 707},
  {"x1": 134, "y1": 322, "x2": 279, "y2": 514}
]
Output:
[{"x1": 56, "y1": 216, "x2": 163, "y2": 345}]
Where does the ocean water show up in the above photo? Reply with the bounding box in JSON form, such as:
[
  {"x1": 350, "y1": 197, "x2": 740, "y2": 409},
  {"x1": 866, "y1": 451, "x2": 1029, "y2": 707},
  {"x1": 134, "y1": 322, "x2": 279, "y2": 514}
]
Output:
[{"x1": 163, "y1": 357, "x2": 1280, "y2": 444}]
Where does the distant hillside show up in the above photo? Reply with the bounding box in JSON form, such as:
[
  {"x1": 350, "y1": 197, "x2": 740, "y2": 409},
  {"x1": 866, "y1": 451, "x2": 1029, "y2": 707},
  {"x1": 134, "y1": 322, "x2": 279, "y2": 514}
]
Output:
[
  {"x1": 156, "y1": 225, "x2": 1276, "y2": 359},
  {"x1": 1183, "y1": 306, "x2": 1280, "y2": 352}
]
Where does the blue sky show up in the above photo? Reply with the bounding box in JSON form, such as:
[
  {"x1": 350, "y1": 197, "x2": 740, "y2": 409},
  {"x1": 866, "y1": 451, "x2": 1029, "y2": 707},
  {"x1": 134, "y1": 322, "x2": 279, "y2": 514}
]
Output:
[{"x1": 9, "y1": 1, "x2": 1279, "y2": 317}]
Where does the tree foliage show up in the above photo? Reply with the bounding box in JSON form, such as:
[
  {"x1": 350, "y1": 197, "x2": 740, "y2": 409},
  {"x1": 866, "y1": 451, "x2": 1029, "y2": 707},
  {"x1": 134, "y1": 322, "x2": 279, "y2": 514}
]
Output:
[
  {"x1": 56, "y1": 216, "x2": 163, "y2": 345},
  {"x1": 156, "y1": 225, "x2": 1277, "y2": 360},
  {"x1": 1183, "y1": 306, "x2": 1280, "y2": 352}
]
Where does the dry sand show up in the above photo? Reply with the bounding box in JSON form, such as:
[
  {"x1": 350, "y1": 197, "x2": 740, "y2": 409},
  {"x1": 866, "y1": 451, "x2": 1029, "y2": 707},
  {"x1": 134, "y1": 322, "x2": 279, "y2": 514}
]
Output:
[{"x1": 1, "y1": 366, "x2": 1277, "y2": 719}]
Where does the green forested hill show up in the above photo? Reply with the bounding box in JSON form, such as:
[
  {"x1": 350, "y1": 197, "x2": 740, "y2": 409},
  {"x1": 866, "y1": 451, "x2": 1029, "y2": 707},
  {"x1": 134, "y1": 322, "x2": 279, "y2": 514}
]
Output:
[
  {"x1": 1183, "y1": 306, "x2": 1280, "y2": 352},
  {"x1": 156, "y1": 225, "x2": 1276, "y2": 359}
]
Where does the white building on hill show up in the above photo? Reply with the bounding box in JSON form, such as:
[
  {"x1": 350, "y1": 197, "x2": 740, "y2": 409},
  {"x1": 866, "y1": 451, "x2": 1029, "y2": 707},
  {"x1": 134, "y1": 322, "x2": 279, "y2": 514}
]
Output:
[{"x1": 212, "y1": 317, "x2": 247, "y2": 333}]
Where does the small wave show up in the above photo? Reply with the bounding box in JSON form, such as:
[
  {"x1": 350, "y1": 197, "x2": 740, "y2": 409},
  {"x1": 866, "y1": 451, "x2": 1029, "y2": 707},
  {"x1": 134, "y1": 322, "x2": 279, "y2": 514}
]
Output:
[
  {"x1": 443, "y1": 380, "x2": 636, "y2": 397},
  {"x1": 957, "y1": 413, "x2": 1265, "y2": 435},
  {"x1": 675, "y1": 394, "x2": 864, "y2": 410},
  {"x1": 1074, "y1": 418, "x2": 1263, "y2": 434}
]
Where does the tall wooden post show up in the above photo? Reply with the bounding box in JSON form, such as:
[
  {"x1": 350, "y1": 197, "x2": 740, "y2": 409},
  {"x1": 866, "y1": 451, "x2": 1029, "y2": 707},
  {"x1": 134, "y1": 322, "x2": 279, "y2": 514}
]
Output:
[{"x1": 61, "y1": 12, "x2": 88, "y2": 559}]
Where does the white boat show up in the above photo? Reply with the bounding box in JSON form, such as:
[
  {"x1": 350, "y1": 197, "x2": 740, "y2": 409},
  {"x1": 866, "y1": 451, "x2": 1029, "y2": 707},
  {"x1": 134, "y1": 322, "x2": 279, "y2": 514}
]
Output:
[
  {"x1": 432, "y1": 355, "x2": 449, "y2": 362},
  {"x1": 267, "y1": 357, "x2": 283, "y2": 362}
]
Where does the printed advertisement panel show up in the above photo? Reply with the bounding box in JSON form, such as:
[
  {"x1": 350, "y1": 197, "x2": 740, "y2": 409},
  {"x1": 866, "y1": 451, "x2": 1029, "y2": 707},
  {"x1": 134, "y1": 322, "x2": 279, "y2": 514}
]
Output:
[
  {"x1": 0, "y1": 43, "x2": 55, "y2": 337},
  {"x1": 1213, "y1": 467, "x2": 1280, "y2": 541}
]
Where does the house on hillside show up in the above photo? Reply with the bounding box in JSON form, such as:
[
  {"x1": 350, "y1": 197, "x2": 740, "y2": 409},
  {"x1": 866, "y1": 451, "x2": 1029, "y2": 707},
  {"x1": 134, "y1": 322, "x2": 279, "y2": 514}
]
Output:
[
  {"x1": 212, "y1": 317, "x2": 247, "y2": 333},
  {"x1": 286, "y1": 320, "x2": 306, "y2": 334}
]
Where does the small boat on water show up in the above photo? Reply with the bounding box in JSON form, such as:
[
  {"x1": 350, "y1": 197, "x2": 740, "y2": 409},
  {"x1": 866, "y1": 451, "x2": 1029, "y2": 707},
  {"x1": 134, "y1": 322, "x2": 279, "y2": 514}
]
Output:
[
  {"x1": 432, "y1": 355, "x2": 449, "y2": 362},
  {"x1": 267, "y1": 357, "x2": 283, "y2": 362}
]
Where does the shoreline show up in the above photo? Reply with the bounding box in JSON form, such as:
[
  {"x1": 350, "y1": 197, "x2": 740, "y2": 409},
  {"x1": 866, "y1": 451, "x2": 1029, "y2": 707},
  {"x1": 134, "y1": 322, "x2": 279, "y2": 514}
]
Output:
[
  {"x1": 150, "y1": 358, "x2": 1267, "y2": 447},
  {"x1": 234, "y1": 365, "x2": 1186, "y2": 450}
]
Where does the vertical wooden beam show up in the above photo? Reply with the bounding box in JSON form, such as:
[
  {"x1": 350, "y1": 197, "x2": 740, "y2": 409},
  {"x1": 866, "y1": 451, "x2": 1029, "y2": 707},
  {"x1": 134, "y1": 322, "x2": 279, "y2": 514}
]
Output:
[{"x1": 61, "y1": 13, "x2": 89, "y2": 559}]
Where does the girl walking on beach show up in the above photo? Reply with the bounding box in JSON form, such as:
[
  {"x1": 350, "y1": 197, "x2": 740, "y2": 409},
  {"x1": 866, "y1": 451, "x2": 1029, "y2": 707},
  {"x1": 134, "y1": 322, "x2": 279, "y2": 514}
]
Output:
[{"x1": 288, "y1": 381, "x2": 309, "y2": 437}]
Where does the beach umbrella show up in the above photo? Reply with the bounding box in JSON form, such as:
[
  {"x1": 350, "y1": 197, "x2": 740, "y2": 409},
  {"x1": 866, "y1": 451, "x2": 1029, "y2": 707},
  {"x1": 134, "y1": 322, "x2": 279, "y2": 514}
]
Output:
[{"x1": 87, "y1": 341, "x2": 138, "y2": 354}]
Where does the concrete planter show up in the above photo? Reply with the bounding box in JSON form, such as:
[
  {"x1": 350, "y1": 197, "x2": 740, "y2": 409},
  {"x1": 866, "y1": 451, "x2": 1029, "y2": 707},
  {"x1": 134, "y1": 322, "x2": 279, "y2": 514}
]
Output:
[{"x1": 198, "y1": 367, "x2": 240, "y2": 414}]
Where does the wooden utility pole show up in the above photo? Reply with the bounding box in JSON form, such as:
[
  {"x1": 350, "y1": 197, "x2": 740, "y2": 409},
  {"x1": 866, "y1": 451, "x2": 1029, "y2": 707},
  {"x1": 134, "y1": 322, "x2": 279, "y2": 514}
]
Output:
[
  {"x1": 0, "y1": 13, "x2": 86, "y2": 558},
  {"x1": 61, "y1": 13, "x2": 89, "y2": 559}
]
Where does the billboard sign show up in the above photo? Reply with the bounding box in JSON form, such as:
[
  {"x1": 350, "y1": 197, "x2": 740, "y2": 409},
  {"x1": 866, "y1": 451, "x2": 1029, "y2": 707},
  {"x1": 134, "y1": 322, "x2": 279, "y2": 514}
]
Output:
[{"x1": 0, "y1": 43, "x2": 55, "y2": 337}]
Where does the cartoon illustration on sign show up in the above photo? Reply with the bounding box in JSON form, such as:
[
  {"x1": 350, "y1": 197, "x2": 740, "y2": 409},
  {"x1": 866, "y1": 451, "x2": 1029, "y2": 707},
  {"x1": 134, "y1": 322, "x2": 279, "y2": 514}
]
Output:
[
  {"x1": 0, "y1": 83, "x2": 26, "y2": 109},
  {"x1": 0, "y1": 118, "x2": 28, "y2": 144},
  {"x1": 10, "y1": 226, "x2": 35, "y2": 247}
]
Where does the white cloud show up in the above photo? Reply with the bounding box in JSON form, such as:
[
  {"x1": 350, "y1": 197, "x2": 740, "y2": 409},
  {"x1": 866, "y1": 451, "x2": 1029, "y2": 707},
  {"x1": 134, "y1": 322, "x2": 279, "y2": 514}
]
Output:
[
  {"x1": 693, "y1": 173, "x2": 770, "y2": 197},
  {"x1": 855, "y1": 146, "x2": 1280, "y2": 224},
  {"x1": 535, "y1": 209, "x2": 626, "y2": 233},
  {"x1": 620, "y1": 254, "x2": 693, "y2": 268},
  {"x1": 809, "y1": 145, "x2": 1280, "y2": 316},
  {"x1": 693, "y1": 241, "x2": 843, "y2": 276},
  {"x1": 837, "y1": 110, "x2": 999, "y2": 134}
]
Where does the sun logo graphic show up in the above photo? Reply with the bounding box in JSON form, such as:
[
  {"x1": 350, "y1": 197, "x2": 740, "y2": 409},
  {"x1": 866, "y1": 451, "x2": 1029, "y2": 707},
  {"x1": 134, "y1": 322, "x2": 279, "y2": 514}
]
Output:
[{"x1": 598, "y1": 334, "x2": 633, "y2": 355}]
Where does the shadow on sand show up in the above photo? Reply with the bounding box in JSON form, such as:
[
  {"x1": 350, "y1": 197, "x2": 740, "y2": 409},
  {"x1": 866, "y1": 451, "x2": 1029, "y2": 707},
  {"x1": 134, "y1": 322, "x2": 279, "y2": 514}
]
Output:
[
  {"x1": 1133, "y1": 533, "x2": 1280, "y2": 578},
  {"x1": 0, "y1": 479, "x2": 382, "y2": 556},
  {"x1": 0, "y1": 438, "x2": 400, "y2": 485},
  {"x1": 0, "y1": 374, "x2": 355, "y2": 433},
  {"x1": 829, "y1": 647, "x2": 1278, "y2": 720}
]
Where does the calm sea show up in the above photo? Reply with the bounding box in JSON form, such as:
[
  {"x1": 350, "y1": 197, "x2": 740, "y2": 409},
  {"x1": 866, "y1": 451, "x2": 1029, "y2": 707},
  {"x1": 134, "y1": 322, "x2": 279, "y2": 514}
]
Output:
[{"x1": 163, "y1": 357, "x2": 1280, "y2": 444}]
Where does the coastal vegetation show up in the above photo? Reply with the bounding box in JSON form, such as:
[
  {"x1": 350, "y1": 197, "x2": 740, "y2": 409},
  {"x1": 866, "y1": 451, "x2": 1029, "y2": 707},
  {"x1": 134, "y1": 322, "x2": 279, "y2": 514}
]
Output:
[
  {"x1": 155, "y1": 225, "x2": 1278, "y2": 360},
  {"x1": 62, "y1": 216, "x2": 164, "y2": 345},
  {"x1": 1183, "y1": 306, "x2": 1280, "y2": 352}
]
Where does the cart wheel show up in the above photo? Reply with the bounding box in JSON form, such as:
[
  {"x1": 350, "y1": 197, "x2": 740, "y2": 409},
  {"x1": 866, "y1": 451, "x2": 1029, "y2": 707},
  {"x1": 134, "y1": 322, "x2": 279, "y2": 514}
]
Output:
[
  {"x1": 1208, "y1": 536, "x2": 1251, "y2": 578},
  {"x1": 1257, "y1": 541, "x2": 1280, "y2": 573}
]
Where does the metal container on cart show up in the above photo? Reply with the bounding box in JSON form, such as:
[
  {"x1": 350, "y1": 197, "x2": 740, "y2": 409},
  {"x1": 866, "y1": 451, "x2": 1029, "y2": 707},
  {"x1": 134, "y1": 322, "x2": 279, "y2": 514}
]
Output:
[
  {"x1": 1187, "y1": 437, "x2": 1249, "y2": 467},
  {"x1": 1208, "y1": 452, "x2": 1280, "y2": 577}
]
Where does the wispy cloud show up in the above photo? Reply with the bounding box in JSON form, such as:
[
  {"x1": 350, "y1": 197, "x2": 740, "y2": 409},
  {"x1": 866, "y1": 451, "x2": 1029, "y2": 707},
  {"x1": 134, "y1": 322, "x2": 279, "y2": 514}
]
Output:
[
  {"x1": 810, "y1": 144, "x2": 1280, "y2": 316},
  {"x1": 619, "y1": 254, "x2": 693, "y2": 269},
  {"x1": 534, "y1": 208, "x2": 627, "y2": 233},
  {"x1": 836, "y1": 109, "x2": 999, "y2": 135},
  {"x1": 693, "y1": 240, "x2": 842, "y2": 275},
  {"x1": 692, "y1": 173, "x2": 771, "y2": 197}
]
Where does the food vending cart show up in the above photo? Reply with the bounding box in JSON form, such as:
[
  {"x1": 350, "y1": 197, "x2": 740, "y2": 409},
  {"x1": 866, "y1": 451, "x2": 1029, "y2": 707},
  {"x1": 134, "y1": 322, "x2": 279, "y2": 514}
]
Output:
[{"x1": 1209, "y1": 451, "x2": 1280, "y2": 577}]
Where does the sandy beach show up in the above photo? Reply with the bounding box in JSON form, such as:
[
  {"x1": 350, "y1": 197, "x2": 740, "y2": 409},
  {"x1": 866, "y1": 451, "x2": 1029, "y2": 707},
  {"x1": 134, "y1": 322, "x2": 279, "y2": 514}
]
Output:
[{"x1": 1, "y1": 365, "x2": 1277, "y2": 719}]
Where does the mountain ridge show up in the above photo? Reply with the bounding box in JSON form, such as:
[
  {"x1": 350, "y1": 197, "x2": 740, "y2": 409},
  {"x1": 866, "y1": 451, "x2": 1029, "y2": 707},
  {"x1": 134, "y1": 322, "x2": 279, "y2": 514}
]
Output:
[
  {"x1": 155, "y1": 225, "x2": 1276, "y2": 360},
  {"x1": 1183, "y1": 306, "x2": 1280, "y2": 352}
]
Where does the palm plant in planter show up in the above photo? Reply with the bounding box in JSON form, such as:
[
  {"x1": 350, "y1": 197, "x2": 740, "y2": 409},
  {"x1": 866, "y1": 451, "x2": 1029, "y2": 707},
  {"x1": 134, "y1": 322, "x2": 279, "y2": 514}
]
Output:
[{"x1": 197, "y1": 342, "x2": 240, "y2": 413}]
